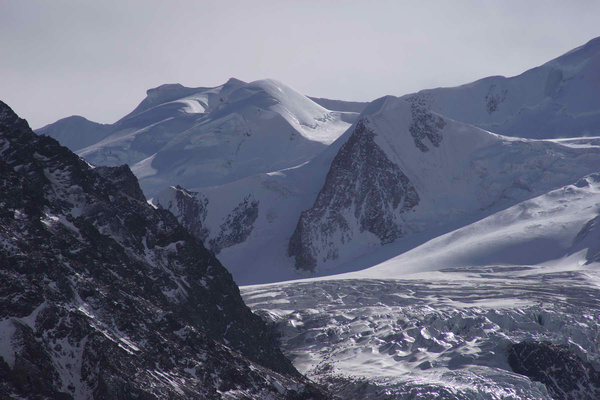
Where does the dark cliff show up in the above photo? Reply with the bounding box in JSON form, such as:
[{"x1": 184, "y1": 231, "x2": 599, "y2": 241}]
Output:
[{"x1": 0, "y1": 101, "x2": 325, "y2": 399}]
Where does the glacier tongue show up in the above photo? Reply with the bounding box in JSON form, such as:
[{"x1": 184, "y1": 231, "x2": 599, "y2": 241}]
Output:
[{"x1": 242, "y1": 267, "x2": 600, "y2": 399}]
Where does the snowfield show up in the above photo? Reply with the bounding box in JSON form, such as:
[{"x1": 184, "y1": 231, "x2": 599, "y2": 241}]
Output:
[{"x1": 38, "y1": 78, "x2": 356, "y2": 197}]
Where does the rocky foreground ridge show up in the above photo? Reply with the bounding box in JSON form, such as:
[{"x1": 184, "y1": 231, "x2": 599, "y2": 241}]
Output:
[{"x1": 0, "y1": 101, "x2": 326, "y2": 399}]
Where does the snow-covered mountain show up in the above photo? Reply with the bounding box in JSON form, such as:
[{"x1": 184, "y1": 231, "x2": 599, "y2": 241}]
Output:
[
  {"x1": 308, "y1": 97, "x2": 368, "y2": 113},
  {"x1": 154, "y1": 94, "x2": 600, "y2": 284},
  {"x1": 36, "y1": 115, "x2": 113, "y2": 151},
  {"x1": 37, "y1": 78, "x2": 356, "y2": 197},
  {"x1": 135, "y1": 79, "x2": 355, "y2": 195},
  {"x1": 0, "y1": 101, "x2": 325, "y2": 399},
  {"x1": 401, "y1": 36, "x2": 600, "y2": 139},
  {"x1": 76, "y1": 78, "x2": 250, "y2": 172},
  {"x1": 19, "y1": 36, "x2": 600, "y2": 400},
  {"x1": 37, "y1": 79, "x2": 245, "y2": 156}
]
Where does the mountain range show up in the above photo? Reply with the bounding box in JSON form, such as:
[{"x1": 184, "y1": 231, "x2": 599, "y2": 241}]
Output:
[
  {"x1": 37, "y1": 36, "x2": 600, "y2": 285},
  {"x1": 11, "y1": 35, "x2": 600, "y2": 399},
  {"x1": 38, "y1": 79, "x2": 361, "y2": 197}
]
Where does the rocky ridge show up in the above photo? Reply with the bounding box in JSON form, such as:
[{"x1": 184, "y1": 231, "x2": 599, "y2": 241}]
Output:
[{"x1": 0, "y1": 101, "x2": 325, "y2": 399}]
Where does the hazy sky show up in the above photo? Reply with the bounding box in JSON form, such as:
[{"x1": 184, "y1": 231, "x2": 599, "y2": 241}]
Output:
[{"x1": 1, "y1": 0, "x2": 599, "y2": 129}]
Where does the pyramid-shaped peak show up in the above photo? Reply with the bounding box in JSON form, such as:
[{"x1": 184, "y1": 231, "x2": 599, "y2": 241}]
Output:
[
  {"x1": 224, "y1": 77, "x2": 246, "y2": 86},
  {"x1": 0, "y1": 100, "x2": 30, "y2": 132}
]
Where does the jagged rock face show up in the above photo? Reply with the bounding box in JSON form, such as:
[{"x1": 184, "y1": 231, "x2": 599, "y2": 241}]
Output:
[
  {"x1": 0, "y1": 101, "x2": 325, "y2": 400},
  {"x1": 209, "y1": 195, "x2": 259, "y2": 254},
  {"x1": 289, "y1": 118, "x2": 419, "y2": 271},
  {"x1": 508, "y1": 341, "x2": 600, "y2": 400},
  {"x1": 406, "y1": 95, "x2": 446, "y2": 152},
  {"x1": 156, "y1": 188, "x2": 259, "y2": 255},
  {"x1": 161, "y1": 185, "x2": 211, "y2": 244}
]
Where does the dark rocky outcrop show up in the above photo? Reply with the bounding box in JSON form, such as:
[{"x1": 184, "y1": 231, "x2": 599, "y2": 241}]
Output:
[
  {"x1": 406, "y1": 95, "x2": 446, "y2": 152},
  {"x1": 157, "y1": 188, "x2": 259, "y2": 255},
  {"x1": 508, "y1": 341, "x2": 600, "y2": 400},
  {"x1": 0, "y1": 100, "x2": 326, "y2": 399},
  {"x1": 162, "y1": 185, "x2": 211, "y2": 244},
  {"x1": 209, "y1": 195, "x2": 259, "y2": 254}
]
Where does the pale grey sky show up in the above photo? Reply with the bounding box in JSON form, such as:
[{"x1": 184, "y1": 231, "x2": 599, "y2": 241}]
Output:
[{"x1": 1, "y1": 0, "x2": 599, "y2": 129}]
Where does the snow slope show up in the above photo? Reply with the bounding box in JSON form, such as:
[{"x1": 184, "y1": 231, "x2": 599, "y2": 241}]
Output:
[
  {"x1": 155, "y1": 94, "x2": 600, "y2": 284},
  {"x1": 39, "y1": 78, "x2": 355, "y2": 197},
  {"x1": 139, "y1": 79, "x2": 354, "y2": 195},
  {"x1": 401, "y1": 36, "x2": 600, "y2": 139},
  {"x1": 332, "y1": 171, "x2": 600, "y2": 279},
  {"x1": 76, "y1": 78, "x2": 247, "y2": 171},
  {"x1": 308, "y1": 97, "x2": 368, "y2": 113}
]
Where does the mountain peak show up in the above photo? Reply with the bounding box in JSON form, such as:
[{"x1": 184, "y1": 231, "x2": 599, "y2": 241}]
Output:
[
  {"x1": 224, "y1": 77, "x2": 246, "y2": 86},
  {"x1": 224, "y1": 78, "x2": 330, "y2": 126},
  {"x1": 140, "y1": 83, "x2": 204, "y2": 110},
  {"x1": 0, "y1": 100, "x2": 30, "y2": 133},
  {"x1": 145, "y1": 82, "x2": 187, "y2": 96},
  {"x1": 359, "y1": 95, "x2": 400, "y2": 117}
]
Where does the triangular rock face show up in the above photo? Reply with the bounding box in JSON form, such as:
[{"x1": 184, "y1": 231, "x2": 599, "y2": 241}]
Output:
[
  {"x1": 289, "y1": 119, "x2": 420, "y2": 271},
  {"x1": 280, "y1": 94, "x2": 600, "y2": 275},
  {"x1": 0, "y1": 101, "x2": 325, "y2": 399}
]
